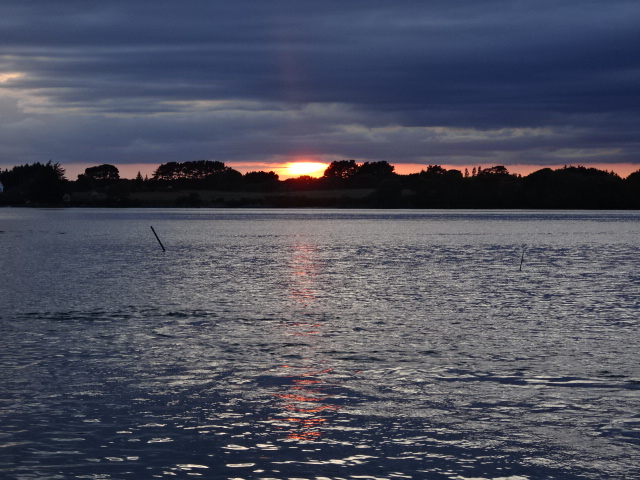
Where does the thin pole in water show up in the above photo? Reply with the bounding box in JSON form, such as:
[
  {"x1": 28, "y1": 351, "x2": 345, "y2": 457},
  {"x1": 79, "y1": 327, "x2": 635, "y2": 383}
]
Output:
[
  {"x1": 150, "y1": 226, "x2": 166, "y2": 252},
  {"x1": 519, "y1": 245, "x2": 526, "y2": 271}
]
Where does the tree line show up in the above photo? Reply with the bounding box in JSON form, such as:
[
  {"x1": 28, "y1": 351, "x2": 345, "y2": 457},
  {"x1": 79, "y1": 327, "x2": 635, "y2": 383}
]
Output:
[{"x1": 1, "y1": 159, "x2": 640, "y2": 209}]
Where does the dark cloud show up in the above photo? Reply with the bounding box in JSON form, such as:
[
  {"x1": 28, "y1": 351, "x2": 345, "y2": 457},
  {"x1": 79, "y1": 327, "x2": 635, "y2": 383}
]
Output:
[{"x1": 1, "y1": 1, "x2": 639, "y2": 173}]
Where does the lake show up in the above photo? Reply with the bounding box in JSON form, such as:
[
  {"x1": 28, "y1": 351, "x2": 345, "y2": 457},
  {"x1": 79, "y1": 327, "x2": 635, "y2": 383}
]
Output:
[{"x1": 1, "y1": 208, "x2": 639, "y2": 479}]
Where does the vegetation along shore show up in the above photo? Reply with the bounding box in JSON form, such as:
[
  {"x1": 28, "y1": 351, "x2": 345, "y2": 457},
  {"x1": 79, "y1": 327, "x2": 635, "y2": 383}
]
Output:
[{"x1": 1, "y1": 160, "x2": 639, "y2": 209}]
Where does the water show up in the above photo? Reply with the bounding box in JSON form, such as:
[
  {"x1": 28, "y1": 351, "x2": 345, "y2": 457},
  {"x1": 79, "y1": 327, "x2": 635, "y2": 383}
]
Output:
[{"x1": 1, "y1": 208, "x2": 639, "y2": 479}]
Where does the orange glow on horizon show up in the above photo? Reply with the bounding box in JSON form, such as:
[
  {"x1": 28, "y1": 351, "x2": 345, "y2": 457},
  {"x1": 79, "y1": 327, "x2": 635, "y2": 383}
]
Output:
[
  {"x1": 283, "y1": 162, "x2": 328, "y2": 177},
  {"x1": 53, "y1": 161, "x2": 640, "y2": 181}
]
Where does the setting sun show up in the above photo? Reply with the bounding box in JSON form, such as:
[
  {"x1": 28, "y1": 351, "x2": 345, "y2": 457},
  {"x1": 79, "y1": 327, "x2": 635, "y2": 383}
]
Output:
[{"x1": 284, "y1": 162, "x2": 328, "y2": 177}]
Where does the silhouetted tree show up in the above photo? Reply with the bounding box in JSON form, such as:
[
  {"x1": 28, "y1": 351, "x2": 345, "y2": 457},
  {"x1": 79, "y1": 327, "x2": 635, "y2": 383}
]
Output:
[
  {"x1": 358, "y1": 161, "x2": 395, "y2": 178},
  {"x1": 469, "y1": 165, "x2": 522, "y2": 207},
  {"x1": 351, "y1": 161, "x2": 395, "y2": 187},
  {"x1": 5, "y1": 158, "x2": 638, "y2": 209},
  {"x1": 282, "y1": 175, "x2": 323, "y2": 191},
  {"x1": 151, "y1": 160, "x2": 241, "y2": 190},
  {"x1": 422, "y1": 165, "x2": 448, "y2": 176},
  {"x1": 323, "y1": 160, "x2": 359, "y2": 180},
  {"x1": 202, "y1": 167, "x2": 243, "y2": 190},
  {"x1": 406, "y1": 166, "x2": 464, "y2": 207},
  {"x1": 0, "y1": 161, "x2": 67, "y2": 204},
  {"x1": 522, "y1": 166, "x2": 624, "y2": 208},
  {"x1": 243, "y1": 171, "x2": 280, "y2": 191},
  {"x1": 76, "y1": 164, "x2": 121, "y2": 191},
  {"x1": 84, "y1": 164, "x2": 120, "y2": 181},
  {"x1": 153, "y1": 160, "x2": 227, "y2": 181},
  {"x1": 478, "y1": 165, "x2": 510, "y2": 176},
  {"x1": 152, "y1": 162, "x2": 179, "y2": 181},
  {"x1": 625, "y1": 169, "x2": 640, "y2": 208}
]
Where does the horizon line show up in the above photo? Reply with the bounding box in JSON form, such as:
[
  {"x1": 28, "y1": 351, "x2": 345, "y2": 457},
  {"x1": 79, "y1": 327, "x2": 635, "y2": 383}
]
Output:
[{"x1": 2, "y1": 161, "x2": 639, "y2": 182}]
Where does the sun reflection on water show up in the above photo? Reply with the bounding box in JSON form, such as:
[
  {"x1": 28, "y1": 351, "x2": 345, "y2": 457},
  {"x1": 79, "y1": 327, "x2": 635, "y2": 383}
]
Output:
[
  {"x1": 286, "y1": 242, "x2": 321, "y2": 303},
  {"x1": 272, "y1": 242, "x2": 343, "y2": 441},
  {"x1": 272, "y1": 361, "x2": 341, "y2": 441}
]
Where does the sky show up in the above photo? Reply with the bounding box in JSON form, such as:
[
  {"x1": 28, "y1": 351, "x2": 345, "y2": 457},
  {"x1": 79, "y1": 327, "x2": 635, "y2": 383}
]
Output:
[{"x1": 1, "y1": 1, "x2": 640, "y2": 179}]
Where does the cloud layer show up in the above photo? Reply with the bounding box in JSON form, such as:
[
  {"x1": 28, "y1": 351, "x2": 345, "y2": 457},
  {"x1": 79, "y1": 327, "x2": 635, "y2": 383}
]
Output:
[{"x1": 1, "y1": 1, "x2": 640, "y2": 174}]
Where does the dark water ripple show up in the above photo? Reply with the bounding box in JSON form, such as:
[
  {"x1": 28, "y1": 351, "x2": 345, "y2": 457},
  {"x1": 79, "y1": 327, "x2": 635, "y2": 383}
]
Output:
[{"x1": 1, "y1": 209, "x2": 640, "y2": 479}]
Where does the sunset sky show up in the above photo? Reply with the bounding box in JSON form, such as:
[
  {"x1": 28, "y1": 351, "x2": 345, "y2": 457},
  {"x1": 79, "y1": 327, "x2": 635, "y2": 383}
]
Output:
[{"x1": 1, "y1": 1, "x2": 640, "y2": 179}]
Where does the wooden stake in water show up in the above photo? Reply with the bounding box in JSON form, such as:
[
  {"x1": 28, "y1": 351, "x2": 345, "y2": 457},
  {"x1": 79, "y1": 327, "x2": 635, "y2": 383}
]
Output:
[
  {"x1": 150, "y1": 226, "x2": 166, "y2": 252},
  {"x1": 519, "y1": 245, "x2": 526, "y2": 271}
]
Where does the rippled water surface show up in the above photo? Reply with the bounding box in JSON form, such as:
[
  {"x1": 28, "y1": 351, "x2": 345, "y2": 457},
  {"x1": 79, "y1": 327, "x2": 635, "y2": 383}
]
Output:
[{"x1": 1, "y1": 208, "x2": 639, "y2": 479}]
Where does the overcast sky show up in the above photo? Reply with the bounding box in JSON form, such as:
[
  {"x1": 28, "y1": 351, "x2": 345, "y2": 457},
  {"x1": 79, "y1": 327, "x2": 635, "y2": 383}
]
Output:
[{"x1": 1, "y1": 0, "x2": 640, "y2": 178}]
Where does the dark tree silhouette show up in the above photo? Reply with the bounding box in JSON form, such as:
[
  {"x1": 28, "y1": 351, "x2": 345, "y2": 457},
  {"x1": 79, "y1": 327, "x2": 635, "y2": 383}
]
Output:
[
  {"x1": 150, "y1": 160, "x2": 242, "y2": 190},
  {"x1": 625, "y1": 169, "x2": 640, "y2": 208},
  {"x1": 353, "y1": 161, "x2": 396, "y2": 187},
  {"x1": 83, "y1": 164, "x2": 120, "y2": 181},
  {"x1": 407, "y1": 166, "x2": 464, "y2": 207},
  {"x1": 244, "y1": 171, "x2": 279, "y2": 183},
  {"x1": 478, "y1": 165, "x2": 510, "y2": 176},
  {"x1": 0, "y1": 161, "x2": 67, "y2": 204},
  {"x1": 322, "y1": 160, "x2": 396, "y2": 188},
  {"x1": 282, "y1": 175, "x2": 324, "y2": 191},
  {"x1": 469, "y1": 165, "x2": 522, "y2": 207},
  {"x1": 358, "y1": 161, "x2": 395, "y2": 177},
  {"x1": 153, "y1": 160, "x2": 228, "y2": 180},
  {"x1": 243, "y1": 171, "x2": 280, "y2": 191},
  {"x1": 422, "y1": 165, "x2": 448, "y2": 176},
  {"x1": 522, "y1": 166, "x2": 624, "y2": 208},
  {"x1": 202, "y1": 167, "x2": 243, "y2": 190},
  {"x1": 323, "y1": 160, "x2": 360, "y2": 180},
  {"x1": 4, "y1": 158, "x2": 639, "y2": 209}
]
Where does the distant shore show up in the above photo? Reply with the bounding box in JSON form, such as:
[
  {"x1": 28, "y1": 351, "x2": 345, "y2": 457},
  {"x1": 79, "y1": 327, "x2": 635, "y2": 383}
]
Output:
[{"x1": 2, "y1": 161, "x2": 640, "y2": 209}]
